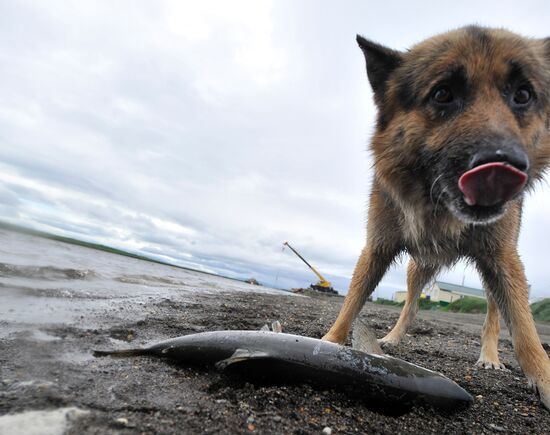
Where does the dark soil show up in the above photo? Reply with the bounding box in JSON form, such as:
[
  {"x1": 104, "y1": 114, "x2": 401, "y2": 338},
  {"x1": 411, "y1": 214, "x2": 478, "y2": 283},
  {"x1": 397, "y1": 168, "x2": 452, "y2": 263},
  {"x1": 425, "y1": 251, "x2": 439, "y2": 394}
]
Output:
[{"x1": 1, "y1": 291, "x2": 550, "y2": 434}]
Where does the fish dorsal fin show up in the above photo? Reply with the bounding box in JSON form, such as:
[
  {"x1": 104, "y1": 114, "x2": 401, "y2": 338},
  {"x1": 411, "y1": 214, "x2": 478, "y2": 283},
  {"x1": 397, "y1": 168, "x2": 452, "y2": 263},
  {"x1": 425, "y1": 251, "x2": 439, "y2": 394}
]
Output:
[
  {"x1": 352, "y1": 319, "x2": 384, "y2": 355},
  {"x1": 215, "y1": 348, "x2": 271, "y2": 370},
  {"x1": 271, "y1": 320, "x2": 282, "y2": 333}
]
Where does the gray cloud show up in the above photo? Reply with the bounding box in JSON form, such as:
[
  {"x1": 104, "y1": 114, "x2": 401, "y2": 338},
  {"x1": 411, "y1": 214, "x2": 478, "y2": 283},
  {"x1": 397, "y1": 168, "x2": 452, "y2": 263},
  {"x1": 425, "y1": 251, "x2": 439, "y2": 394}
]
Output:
[{"x1": 0, "y1": 1, "x2": 549, "y2": 300}]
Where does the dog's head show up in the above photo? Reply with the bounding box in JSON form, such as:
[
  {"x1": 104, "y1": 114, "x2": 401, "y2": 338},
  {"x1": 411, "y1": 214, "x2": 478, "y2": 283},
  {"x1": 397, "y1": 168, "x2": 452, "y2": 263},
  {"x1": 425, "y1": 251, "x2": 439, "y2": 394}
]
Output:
[{"x1": 360, "y1": 26, "x2": 550, "y2": 224}]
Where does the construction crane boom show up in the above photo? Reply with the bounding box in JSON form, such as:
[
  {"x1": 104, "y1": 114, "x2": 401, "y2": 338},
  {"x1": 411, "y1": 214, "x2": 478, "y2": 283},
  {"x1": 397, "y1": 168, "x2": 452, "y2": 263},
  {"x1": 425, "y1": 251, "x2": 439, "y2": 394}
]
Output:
[{"x1": 283, "y1": 241, "x2": 335, "y2": 293}]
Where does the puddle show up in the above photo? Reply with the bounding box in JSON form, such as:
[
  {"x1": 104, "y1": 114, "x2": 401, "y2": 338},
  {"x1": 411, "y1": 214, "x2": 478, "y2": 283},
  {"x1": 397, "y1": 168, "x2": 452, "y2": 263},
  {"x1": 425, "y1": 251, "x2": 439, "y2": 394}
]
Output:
[
  {"x1": 59, "y1": 351, "x2": 96, "y2": 364},
  {"x1": 27, "y1": 330, "x2": 62, "y2": 342},
  {"x1": 0, "y1": 407, "x2": 89, "y2": 435}
]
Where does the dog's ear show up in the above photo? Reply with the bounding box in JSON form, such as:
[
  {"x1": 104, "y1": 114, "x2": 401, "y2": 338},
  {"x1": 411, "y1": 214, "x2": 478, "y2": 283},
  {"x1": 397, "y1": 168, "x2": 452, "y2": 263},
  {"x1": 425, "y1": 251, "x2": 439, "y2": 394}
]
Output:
[{"x1": 356, "y1": 35, "x2": 403, "y2": 101}]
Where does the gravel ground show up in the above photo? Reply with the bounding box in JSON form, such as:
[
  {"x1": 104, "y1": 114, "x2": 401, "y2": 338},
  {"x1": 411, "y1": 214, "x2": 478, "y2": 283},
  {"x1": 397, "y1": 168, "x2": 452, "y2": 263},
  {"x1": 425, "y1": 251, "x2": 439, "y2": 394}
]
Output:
[{"x1": 1, "y1": 289, "x2": 550, "y2": 434}]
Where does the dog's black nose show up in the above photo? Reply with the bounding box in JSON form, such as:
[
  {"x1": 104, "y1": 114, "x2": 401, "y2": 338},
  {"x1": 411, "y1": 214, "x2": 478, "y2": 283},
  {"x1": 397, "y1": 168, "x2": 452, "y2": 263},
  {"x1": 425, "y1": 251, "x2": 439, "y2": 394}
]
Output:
[{"x1": 469, "y1": 142, "x2": 529, "y2": 172}]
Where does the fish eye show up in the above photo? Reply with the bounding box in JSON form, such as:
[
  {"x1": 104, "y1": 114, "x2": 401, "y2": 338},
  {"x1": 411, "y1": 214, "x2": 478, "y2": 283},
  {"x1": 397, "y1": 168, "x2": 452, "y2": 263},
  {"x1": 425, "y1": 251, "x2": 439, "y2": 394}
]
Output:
[{"x1": 432, "y1": 86, "x2": 454, "y2": 105}]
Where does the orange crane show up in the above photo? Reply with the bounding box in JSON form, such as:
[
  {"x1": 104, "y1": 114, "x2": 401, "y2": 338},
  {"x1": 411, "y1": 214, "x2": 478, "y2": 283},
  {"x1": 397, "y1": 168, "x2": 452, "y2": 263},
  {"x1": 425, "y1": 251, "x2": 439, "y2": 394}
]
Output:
[{"x1": 283, "y1": 241, "x2": 337, "y2": 294}]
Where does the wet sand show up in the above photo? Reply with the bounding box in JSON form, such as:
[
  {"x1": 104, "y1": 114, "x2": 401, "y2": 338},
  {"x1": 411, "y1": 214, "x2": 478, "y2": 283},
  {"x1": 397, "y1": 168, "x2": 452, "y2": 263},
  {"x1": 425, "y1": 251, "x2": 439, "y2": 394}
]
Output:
[{"x1": 2, "y1": 286, "x2": 550, "y2": 434}]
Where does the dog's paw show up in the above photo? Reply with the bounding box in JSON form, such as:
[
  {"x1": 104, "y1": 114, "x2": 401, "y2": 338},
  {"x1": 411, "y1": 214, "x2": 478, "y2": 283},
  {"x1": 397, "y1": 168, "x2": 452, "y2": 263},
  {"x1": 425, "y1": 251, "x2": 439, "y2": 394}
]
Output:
[
  {"x1": 377, "y1": 336, "x2": 399, "y2": 352},
  {"x1": 475, "y1": 358, "x2": 508, "y2": 371},
  {"x1": 527, "y1": 377, "x2": 550, "y2": 411}
]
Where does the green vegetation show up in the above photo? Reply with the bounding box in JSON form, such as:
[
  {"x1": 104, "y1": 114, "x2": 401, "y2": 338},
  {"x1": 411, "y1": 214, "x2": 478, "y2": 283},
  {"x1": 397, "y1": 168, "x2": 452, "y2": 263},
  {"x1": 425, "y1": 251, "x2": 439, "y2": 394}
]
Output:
[
  {"x1": 373, "y1": 298, "x2": 402, "y2": 306},
  {"x1": 417, "y1": 299, "x2": 441, "y2": 310},
  {"x1": 375, "y1": 296, "x2": 442, "y2": 310},
  {"x1": 531, "y1": 298, "x2": 550, "y2": 322},
  {"x1": 375, "y1": 294, "x2": 550, "y2": 321},
  {"x1": 442, "y1": 297, "x2": 487, "y2": 314},
  {"x1": 440, "y1": 297, "x2": 550, "y2": 320},
  {"x1": 374, "y1": 297, "x2": 439, "y2": 310},
  {"x1": 373, "y1": 295, "x2": 486, "y2": 313}
]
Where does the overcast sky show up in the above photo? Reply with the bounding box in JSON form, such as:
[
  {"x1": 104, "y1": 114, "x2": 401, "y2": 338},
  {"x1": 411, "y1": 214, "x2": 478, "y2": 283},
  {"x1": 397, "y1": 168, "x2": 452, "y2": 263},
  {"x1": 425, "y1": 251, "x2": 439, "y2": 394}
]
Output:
[{"x1": 1, "y1": 0, "x2": 549, "y2": 299}]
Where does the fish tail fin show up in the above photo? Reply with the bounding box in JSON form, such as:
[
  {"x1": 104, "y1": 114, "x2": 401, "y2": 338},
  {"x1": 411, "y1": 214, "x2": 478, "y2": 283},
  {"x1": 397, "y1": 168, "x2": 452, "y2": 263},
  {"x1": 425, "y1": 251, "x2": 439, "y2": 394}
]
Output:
[{"x1": 93, "y1": 348, "x2": 148, "y2": 358}]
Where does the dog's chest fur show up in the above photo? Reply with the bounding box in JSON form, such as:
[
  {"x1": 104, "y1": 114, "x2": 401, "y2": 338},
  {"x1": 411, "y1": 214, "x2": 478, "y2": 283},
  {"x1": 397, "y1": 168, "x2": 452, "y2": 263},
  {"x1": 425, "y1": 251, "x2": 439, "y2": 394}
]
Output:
[{"x1": 393, "y1": 196, "x2": 479, "y2": 267}]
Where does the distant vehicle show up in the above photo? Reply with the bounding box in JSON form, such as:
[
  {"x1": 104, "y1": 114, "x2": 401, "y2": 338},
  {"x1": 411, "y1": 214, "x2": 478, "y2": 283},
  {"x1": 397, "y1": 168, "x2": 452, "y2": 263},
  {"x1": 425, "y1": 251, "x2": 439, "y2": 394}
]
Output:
[{"x1": 283, "y1": 241, "x2": 337, "y2": 294}]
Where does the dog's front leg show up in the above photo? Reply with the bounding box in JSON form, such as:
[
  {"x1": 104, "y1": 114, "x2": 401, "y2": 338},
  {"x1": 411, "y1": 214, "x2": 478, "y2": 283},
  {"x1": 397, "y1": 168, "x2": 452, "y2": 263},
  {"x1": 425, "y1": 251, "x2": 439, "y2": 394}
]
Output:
[
  {"x1": 379, "y1": 258, "x2": 439, "y2": 346},
  {"x1": 322, "y1": 243, "x2": 397, "y2": 344},
  {"x1": 476, "y1": 248, "x2": 550, "y2": 410},
  {"x1": 476, "y1": 294, "x2": 506, "y2": 369}
]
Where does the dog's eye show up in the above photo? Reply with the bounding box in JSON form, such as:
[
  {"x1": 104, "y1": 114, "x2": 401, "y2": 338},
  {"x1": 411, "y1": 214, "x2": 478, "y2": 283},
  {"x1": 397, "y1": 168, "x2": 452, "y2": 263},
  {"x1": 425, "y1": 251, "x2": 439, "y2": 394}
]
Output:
[
  {"x1": 432, "y1": 86, "x2": 453, "y2": 104},
  {"x1": 513, "y1": 86, "x2": 531, "y2": 106}
]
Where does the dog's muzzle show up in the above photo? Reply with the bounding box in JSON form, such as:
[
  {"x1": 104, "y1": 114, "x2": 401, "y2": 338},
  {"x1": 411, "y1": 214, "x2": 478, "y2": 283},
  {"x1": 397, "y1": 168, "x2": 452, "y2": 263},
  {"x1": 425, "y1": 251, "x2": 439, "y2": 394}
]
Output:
[{"x1": 458, "y1": 145, "x2": 529, "y2": 207}]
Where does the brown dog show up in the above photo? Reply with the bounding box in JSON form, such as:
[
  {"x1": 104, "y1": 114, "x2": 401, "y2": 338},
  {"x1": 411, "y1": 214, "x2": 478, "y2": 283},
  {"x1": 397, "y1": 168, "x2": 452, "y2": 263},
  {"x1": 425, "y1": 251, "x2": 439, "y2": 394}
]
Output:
[{"x1": 322, "y1": 26, "x2": 550, "y2": 410}]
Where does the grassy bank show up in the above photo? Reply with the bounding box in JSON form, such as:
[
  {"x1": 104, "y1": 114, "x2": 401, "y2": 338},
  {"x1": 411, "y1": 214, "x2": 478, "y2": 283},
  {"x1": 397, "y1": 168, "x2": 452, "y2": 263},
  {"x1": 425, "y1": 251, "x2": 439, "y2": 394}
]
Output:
[
  {"x1": 375, "y1": 295, "x2": 550, "y2": 321},
  {"x1": 531, "y1": 299, "x2": 550, "y2": 322},
  {"x1": 373, "y1": 298, "x2": 402, "y2": 307},
  {"x1": 442, "y1": 297, "x2": 487, "y2": 314},
  {"x1": 373, "y1": 297, "x2": 439, "y2": 310}
]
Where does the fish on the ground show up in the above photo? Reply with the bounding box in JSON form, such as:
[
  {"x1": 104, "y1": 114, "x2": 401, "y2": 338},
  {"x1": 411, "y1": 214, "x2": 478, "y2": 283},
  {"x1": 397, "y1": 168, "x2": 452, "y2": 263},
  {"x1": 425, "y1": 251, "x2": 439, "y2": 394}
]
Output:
[{"x1": 94, "y1": 329, "x2": 472, "y2": 410}]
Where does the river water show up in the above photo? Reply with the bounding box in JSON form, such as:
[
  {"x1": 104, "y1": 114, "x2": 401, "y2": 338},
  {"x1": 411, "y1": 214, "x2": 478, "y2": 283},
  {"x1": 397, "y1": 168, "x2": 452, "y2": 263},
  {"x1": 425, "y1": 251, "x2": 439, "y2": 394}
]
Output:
[{"x1": 0, "y1": 228, "x2": 290, "y2": 338}]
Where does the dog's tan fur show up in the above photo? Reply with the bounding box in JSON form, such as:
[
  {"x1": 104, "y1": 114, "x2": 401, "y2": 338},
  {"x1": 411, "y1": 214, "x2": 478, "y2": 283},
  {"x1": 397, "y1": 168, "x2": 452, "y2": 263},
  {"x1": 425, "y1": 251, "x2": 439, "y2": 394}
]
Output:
[{"x1": 323, "y1": 26, "x2": 550, "y2": 409}]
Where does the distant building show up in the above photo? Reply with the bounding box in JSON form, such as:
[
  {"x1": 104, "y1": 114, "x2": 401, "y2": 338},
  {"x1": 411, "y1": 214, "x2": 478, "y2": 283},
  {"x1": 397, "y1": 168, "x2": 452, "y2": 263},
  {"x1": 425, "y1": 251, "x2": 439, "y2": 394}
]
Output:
[{"x1": 394, "y1": 281, "x2": 485, "y2": 305}]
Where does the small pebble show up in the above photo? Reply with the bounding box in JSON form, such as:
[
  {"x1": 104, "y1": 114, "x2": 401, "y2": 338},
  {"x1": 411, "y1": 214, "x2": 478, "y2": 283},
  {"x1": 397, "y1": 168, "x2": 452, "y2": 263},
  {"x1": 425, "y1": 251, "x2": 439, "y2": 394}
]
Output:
[
  {"x1": 115, "y1": 417, "x2": 129, "y2": 426},
  {"x1": 322, "y1": 427, "x2": 332, "y2": 435}
]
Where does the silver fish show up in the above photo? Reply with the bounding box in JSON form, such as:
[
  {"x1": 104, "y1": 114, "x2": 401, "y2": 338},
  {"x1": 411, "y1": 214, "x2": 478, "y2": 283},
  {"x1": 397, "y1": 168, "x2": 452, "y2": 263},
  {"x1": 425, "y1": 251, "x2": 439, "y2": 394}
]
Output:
[{"x1": 94, "y1": 330, "x2": 472, "y2": 410}]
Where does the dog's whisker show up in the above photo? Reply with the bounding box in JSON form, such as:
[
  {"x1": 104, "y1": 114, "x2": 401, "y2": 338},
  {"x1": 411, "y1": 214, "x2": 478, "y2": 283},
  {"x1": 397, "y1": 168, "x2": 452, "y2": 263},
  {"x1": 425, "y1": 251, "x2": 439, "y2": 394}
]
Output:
[{"x1": 429, "y1": 174, "x2": 445, "y2": 208}]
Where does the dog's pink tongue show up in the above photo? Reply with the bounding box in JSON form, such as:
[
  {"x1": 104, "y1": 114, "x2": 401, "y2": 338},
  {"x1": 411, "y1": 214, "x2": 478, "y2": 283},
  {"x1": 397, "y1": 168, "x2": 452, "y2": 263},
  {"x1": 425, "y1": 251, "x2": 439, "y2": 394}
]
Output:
[{"x1": 458, "y1": 162, "x2": 527, "y2": 207}]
